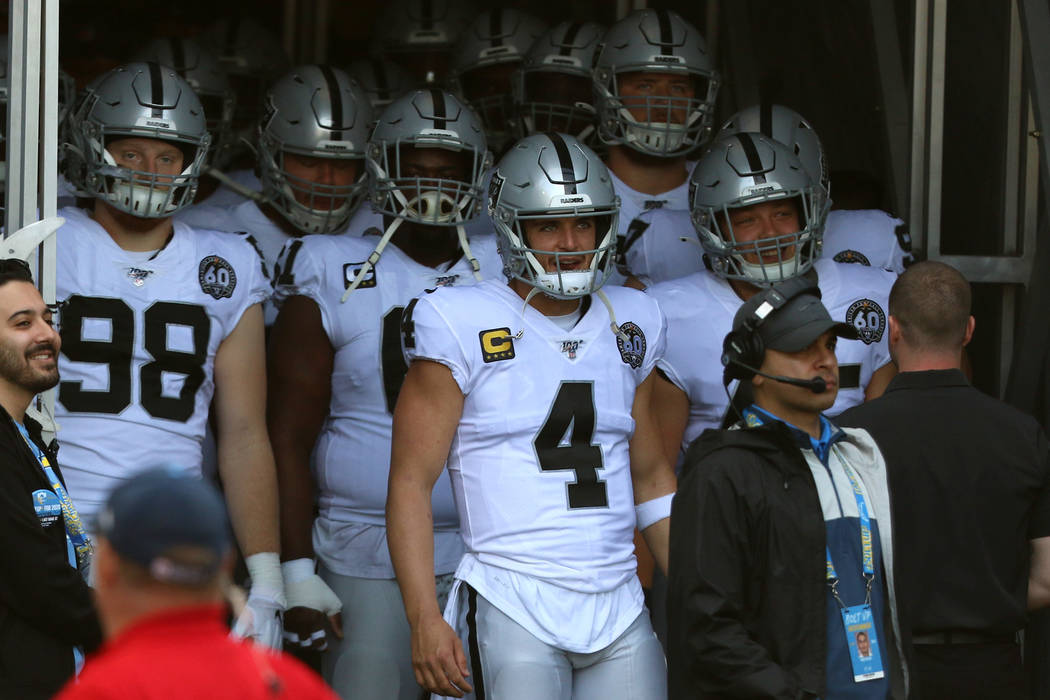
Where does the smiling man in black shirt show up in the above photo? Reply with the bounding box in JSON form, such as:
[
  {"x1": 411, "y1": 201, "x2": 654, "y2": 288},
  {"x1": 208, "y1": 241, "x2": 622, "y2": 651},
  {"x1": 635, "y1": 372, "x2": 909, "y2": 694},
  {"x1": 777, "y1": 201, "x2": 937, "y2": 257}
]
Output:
[{"x1": 839, "y1": 261, "x2": 1050, "y2": 699}]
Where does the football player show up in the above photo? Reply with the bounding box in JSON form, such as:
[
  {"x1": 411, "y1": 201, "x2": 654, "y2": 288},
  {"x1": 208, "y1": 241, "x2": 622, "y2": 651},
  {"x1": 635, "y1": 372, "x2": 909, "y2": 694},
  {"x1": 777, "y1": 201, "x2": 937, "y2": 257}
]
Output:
[
  {"x1": 387, "y1": 132, "x2": 676, "y2": 699},
  {"x1": 269, "y1": 89, "x2": 500, "y2": 700},
  {"x1": 178, "y1": 64, "x2": 374, "y2": 324},
  {"x1": 449, "y1": 8, "x2": 547, "y2": 155},
  {"x1": 512, "y1": 20, "x2": 604, "y2": 144},
  {"x1": 647, "y1": 132, "x2": 897, "y2": 465},
  {"x1": 370, "y1": 0, "x2": 476, "y2": 87},
  {"x1": 593, "y1": 9, "x2": 718, "y2": 286},
  {"x1": 717, "y1": 103, "x2": 911, "y2": 274},
  {"x1": 56, "y1": 62, "x2": 286, "y2": 648}
]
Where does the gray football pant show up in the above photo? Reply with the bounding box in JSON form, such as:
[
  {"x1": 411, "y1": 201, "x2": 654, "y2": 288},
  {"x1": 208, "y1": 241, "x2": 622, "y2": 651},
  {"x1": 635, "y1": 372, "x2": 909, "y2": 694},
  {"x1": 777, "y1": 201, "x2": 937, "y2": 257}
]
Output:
[
  {"x1": 441, "y1": 585, "x2": 667, "y2": 700},
  {"x1": 320, "y1": 565, "x2": 454, "y2": 700}
]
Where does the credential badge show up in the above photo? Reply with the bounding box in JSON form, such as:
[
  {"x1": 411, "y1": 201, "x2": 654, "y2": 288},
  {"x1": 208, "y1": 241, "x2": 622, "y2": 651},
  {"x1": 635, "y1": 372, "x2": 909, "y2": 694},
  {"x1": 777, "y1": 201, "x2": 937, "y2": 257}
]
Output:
[
  {"x1": 616, "y1": 321, "x2": 646, "y2": 369},
  {"x1": 845, "y1": 298, "x2": 886, "y2": 345},
  {"x1": 198, "y1": 255, "x2": 237, "y2": 299}
]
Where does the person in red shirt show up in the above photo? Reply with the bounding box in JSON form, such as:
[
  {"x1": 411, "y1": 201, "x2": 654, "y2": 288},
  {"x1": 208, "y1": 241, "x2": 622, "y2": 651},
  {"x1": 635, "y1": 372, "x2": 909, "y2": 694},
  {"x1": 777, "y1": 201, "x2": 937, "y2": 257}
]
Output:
[{"x1": 54, "y1": 469, "x2": 338, "y2": 700}]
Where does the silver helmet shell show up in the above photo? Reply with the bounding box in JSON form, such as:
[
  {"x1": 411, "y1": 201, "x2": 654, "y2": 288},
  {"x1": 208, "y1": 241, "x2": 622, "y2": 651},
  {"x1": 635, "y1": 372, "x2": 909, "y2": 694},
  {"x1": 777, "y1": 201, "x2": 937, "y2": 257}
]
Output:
[
  {"x1": 258, "y1": 65, "x2": 373, "y2": 235},
  {"x1": 367, "y1": 89, "x2": 490, "y2": 226},
  {"x1": 449, "y1": 8, "x2": 547, "y2": 150},
  {"x1": 690, "y1": 132, "x2": 823, "y2": 286},
  {"x1": 512, "y1": 21, "x2": 603, "y2": 142},
  {"x1": 371, "y1": 0, "x2": 477, "y2": 85},
  {"x1": 490, "y1": 132, "x2": 619, "y2": 299},
  {"x1": 197, "y1": 18, "x2": 290, "y2": 131},
  {"x1": 345, "y1": 58, "x2": 414, "y2": 113},
  {"x1": 717, "y1": 103, "x2": 830, "y2": 223},
  {"x1": 593, "y1": 9, "x2": 719, "y2": 157},
  {"x1": 133, "y1": 37, "x2": 236, "y2": 168},
  {"x1": 67, "y1": 61, "x2": 210, "y2": 218}
]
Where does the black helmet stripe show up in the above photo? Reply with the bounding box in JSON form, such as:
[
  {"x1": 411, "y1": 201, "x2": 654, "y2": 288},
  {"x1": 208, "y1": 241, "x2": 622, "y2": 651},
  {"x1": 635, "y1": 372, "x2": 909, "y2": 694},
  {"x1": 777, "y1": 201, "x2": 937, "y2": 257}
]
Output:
[
  {"x1": 546, "y1": 132, "x2": 578, "y2": 195},
  {"x1": 371, "y1": 59, "x2": 390, "y2": 102},
  {"x1": 736, "y1": 133, "x2": 768, "y2": 185},
  {"x1": 760, "y1": 99, "x2": 773, "y2": 139},
  {"x1": 559, "y1": 22, "x2": 583, "y2": 56},
  {"x1": 319, "y1": 65, "x2": 344, "y2": 139},
  {"x1": 429, "y1": 89, "x2": 447, "y2": 130},
  {"x1": 147, "y1": 61, "x2": 165, "y2": 117},
  {"x1": 420, "y1": 0, "x2": 434, "y2": 30},
  {"x1": 490, "y1": 9, "x2": 504, "y2": 47},
  {"x1": 656, "y1": 9, "x2": 674, "y2": 56},
  {"x1": 169, "y1": 38, "x2": 186, "y2": 74}
]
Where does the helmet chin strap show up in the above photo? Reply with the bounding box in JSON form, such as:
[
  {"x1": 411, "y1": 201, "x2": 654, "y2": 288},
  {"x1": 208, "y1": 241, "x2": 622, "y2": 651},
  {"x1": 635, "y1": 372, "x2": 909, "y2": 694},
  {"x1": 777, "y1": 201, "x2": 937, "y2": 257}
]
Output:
[
  {"x1": 511, "y1": 283, "x2": 628, "y2": 343},
  {"x1": 340, "y1": 215, "x2": 404, "y2": 303}
]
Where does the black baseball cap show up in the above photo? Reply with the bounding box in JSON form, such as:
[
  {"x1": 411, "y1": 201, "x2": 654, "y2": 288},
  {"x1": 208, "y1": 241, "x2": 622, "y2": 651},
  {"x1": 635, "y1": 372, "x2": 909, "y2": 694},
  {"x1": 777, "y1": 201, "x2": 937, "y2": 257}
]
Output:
[
  {"x1": 733, "y1": 278, "x2": 859, "y2": 352},
  {"x1": 96, "y1": 468, "x2": 231, "y2": 585}
]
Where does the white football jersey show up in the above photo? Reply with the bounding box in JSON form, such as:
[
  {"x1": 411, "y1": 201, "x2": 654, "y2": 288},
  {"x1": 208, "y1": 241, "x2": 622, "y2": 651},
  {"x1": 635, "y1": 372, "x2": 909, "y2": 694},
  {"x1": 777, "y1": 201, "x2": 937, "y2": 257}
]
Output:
[
  {"x1": 272, "y1": 234, "x2": 502, "y2": 577},
  {"x1": 648, "y1": 258, "x2": 894, "y2": 456},
  {"x1": 199, "y1": 168, "x2": 262, "y2": 209},
  {"x1": 822, "y1": 209, "x2": 911, "y2": 274},
  {"x1": 406, "y1": 279, "x2": 666, "y2": 593},
  {"x1": 608, "y1": 165, "x2": 699, "y2": 284},
  {"x1": 54, "y1": 206, "x2": 271, "y2": 521}
]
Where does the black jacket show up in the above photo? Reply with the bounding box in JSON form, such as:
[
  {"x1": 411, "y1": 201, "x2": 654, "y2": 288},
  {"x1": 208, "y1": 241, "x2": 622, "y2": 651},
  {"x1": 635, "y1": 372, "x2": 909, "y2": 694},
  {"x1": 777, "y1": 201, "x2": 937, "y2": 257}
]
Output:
[
  {"x1": 0, "y1": 406, "x2": 101, "y2": 699},
  {"x1": 666, "y1": 421, "x2": 907, "y2": 700}
]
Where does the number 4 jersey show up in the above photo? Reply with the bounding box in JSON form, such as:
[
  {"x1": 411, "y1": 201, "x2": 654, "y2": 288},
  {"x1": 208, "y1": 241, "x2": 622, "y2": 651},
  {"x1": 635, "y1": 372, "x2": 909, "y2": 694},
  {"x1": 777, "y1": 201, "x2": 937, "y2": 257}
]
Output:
[
  {"x1": 405, "y1": 280, "x2": 666, "y2": 620},
  {"x1": 54, "y1": 206, "x2": 271, "y2": 521}
]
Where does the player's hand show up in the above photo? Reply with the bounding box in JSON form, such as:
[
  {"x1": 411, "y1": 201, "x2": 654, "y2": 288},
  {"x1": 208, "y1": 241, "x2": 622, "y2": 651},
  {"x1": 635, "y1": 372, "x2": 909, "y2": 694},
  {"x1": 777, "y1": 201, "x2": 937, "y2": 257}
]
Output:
[
  {"x1": 411, "y1": 612, "x2": 472, "y2": 697},
  {"x1": 232, "y1": 588, "x2": 285, "y2": 649},
  {"x1": 231, "y1": 552, "x2": 286, "y2": 650},
  {"x1": 282, "y1": 560, "x2": 343, "y2": 651}
]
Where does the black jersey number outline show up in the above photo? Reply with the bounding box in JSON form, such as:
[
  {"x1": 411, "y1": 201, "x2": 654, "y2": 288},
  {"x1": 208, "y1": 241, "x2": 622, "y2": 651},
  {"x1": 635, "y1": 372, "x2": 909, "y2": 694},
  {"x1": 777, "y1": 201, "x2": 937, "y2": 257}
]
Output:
[
  {"x1": 534, "y1": 381, "x2": 608, "y2": 509},
  {"x1": 59, "y1": 295, "x2": 211, "y2": 422}
]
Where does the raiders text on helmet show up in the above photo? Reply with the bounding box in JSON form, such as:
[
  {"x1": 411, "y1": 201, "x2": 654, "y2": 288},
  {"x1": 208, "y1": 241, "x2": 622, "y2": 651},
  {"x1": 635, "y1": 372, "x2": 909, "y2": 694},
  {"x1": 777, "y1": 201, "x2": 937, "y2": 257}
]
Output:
[
  {"x1": 66, "y1": 61, "x2": 210, "y2": 218},
  {"x1": 490, "y1": 132, "x2": 619, "y2": 299},
  {"x1": 690, "y1": 132, "x2": 823, "y2": 285},
  {"x1": 593, "y1": 9, "x2": 719, "y2": 157}
]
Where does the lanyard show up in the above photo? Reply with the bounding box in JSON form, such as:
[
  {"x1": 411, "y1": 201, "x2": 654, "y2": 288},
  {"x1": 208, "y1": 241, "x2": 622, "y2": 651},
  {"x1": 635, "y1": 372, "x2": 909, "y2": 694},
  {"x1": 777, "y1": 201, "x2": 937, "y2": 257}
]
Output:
[
  {"x1": 16, "y1": 421, "x2": 93, "y2": 570},
  {"x1": 825, "y1": 445, "x2": 875, "y2": 608}
]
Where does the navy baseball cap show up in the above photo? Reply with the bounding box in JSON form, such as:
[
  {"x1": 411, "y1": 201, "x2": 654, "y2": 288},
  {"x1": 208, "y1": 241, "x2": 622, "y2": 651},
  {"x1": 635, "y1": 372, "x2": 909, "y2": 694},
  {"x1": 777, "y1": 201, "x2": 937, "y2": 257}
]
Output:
[
  {"x1": 732, "y1": 279, "x2": 859, "y2": 353},
  {"x1": 96, "y1": 468, "x2": 232, "y2": 585}
]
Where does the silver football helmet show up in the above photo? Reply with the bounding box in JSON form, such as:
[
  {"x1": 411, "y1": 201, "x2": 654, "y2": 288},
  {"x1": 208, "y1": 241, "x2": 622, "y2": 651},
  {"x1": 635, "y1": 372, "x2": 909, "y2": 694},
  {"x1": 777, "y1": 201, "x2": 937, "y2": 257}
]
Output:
[
  {"x1": 593, "y1": 9, "x2": 719, "y2": 157},
  {"x1": 717, "y1": 103, "x2": 830, "y2": 223},
  {"x1": 257, "y1": 65, "x2": 373, "y2": 235},
  {"x1": 133, "y1": 37, "x2": 236, "y2": 167},
  {"x1": 491, "y1": 132, "x2": 619, "y2": 299},
  {"x1": 690, "y1": 132, "x2": 823, "y2": 286},
  {"x1": 197, "y1": 18, "x2": 290, "y2": 133},
  {"x1": 450, "y1": 9, "x2": 547, "y2": 150},
  {"x1": 367, "y1": 88, "x2": 489, "y2": 226},
  {"x1": 372, "y1": 0, "x2": 476, "y2": 85},
  {"x1": 345, "y1": 58, "x2": 414, "y2": 113},
  {"x1": 513, "y1": 21, "x2": 603, "y2": 142},
  {"x1": 66, "y1": 62, "x2": 210, "y2": 217}
]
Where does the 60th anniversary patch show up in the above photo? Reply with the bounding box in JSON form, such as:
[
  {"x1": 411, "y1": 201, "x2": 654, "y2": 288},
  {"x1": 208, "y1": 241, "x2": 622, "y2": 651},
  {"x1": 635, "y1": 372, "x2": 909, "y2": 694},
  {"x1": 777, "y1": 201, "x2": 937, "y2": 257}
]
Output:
[
  {"x1": 616, "y1": 321, "x2": 647, "y2": 368},
  {"x1": 845, "y1": 298, "x2": 886, "y2": 345},
  {"x1": 198, "y1": 255, "x2": 237, "y2": 299}
]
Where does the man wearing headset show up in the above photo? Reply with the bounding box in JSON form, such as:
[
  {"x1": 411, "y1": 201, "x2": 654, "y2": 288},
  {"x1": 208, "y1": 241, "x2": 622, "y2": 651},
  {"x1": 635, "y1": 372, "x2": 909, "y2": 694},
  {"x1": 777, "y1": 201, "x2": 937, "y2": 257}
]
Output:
[{"x1": 665, "y1": 277, "x2": 908, "y2": 700}]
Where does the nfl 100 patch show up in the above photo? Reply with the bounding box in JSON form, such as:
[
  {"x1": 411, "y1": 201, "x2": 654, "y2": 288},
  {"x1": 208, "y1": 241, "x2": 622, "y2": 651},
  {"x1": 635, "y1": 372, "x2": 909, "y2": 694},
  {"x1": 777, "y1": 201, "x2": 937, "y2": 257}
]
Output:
[{"x1": 198, "y1": 255, "x2": 237, "y2": 299}]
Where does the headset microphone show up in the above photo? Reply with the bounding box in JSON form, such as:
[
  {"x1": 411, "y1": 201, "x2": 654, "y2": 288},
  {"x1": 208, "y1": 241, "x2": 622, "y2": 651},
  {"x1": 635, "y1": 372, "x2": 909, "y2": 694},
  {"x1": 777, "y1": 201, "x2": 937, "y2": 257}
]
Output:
[{"x1": 722, "y1": 355, "x2": 827, "y2": 394}]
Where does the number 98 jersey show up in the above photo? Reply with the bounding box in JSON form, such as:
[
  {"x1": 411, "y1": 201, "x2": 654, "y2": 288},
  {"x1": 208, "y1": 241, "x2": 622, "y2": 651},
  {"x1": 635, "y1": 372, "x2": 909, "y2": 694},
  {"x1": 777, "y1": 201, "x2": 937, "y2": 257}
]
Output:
[
  {"x1": 54, "y1": 206, "x2": 271, "y2": 522},
  {"x1": 404, "y1": 279, "x2": 667, "y2": 594}
]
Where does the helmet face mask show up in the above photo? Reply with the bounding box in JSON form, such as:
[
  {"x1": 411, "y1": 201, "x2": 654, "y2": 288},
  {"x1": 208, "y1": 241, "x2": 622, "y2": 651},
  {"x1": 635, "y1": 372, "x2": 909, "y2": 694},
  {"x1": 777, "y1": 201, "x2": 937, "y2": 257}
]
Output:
[
  {"x1": 257, "y1": 65, "x2": 373, "y2": 235},
  {"x1": 69, "y1": 62, "x2": 211, "y2": 218},
  {"x1": 593, "y1": 9, "x2": 719, "y2": 157},
  {"x1": 691, "y1": 133, "x2": 824, "y2": 286},
  {"x1": 491, "y1": 133, "x2": 619, "y2": 299},
  {"x1": 367, "y1": 90, "x2": 490, "y2": 227}
]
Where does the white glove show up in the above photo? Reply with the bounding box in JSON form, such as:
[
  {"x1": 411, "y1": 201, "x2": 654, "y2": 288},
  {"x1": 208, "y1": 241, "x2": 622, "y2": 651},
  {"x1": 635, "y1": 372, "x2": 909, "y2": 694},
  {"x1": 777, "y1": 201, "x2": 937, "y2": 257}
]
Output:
[
  {"x1": 282, "y1": 558, "x2": 342, "y2": 649},
  {"x1": 232, "y1": 552, "x2": 286, "y2": 650}
]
